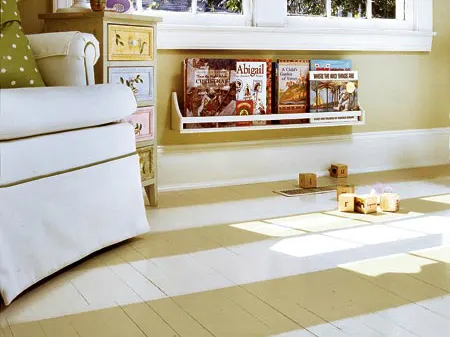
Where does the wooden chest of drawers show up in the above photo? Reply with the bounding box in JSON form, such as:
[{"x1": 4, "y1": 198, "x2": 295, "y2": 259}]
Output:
[{"x1": 39, "y1": 11, "x2": 162, "y2": 207}]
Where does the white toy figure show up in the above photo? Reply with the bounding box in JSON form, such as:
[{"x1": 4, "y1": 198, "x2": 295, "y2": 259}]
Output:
[{"x1": 370, "y1": 183, "x2": 394, "y2": 204}]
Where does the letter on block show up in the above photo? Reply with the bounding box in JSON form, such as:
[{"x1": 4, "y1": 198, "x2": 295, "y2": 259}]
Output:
[
  {"x1": 339, "y1": 193, "x2": 355, "y2": 212},
  {"x1": 299, "y1": 173, "x2": 317, "y2": 189},
  {"x1": 355, "y1": 195, "x2": 378, "y2": 214},
  {"x1": 330, "y1": 164, "x2": 348, "y2": 178},
  {"x1": 380, "y1": 193, "x2": 400, "y2": 212},
  {"x1": 336, "y1": 184, "x2": 355, "y2": 199}
]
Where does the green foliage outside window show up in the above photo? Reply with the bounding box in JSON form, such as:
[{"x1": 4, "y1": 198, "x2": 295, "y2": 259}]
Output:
[
  {"x1": 372, "y1": 0, "x2": 396, "y2": 19},
  {"x1": 287, "y1": 0, "x2": 326, "y2": 16},
  {"x1": 287, "y1": 0, "x2": 396, "y2": 19},
  {"x1": 200, "y1": 0, "x2": 242, "y2": 13}
]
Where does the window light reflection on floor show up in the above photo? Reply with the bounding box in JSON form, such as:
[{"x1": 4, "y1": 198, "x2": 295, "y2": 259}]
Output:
[
  {"x1": 270, "y1": 234, "x2": 362, "y2": 258},
  {"x1": 412, "y1": 245, "x2": 450, "y2": 263},
  {"x1": 269, "y1": 222, "x2": 430, "y2": 259},
  {"x1": 386, "y1": 215, "x2": 450, "y2": 236},
  {"x1": 325, "y1": 224, "x2": 427, "y2": 245},
  {"x1": 230, "y1": 221, "x2": 305, "y2": 237},
  {"x1": 264, "y1": 213, "x2": 368, "y2": 232},
  {"x1": 421, "y1": 194, "x2": 450, "y2": 205},
  {"x1": 339, "y1": 253, "x2": 436, "y2": 277}
]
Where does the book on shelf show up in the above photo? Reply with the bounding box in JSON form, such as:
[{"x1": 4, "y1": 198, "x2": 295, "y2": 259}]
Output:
[
  {"x1": 183, "y1": 58, "x2": 272, "y2": 128},
  {"x1": 309, "y1": 70, "x2": 359, "y2": 123},
  {"x1": 183, "y1": 58, "x2": 236, "y2": 129},
  {"x1": 274, "y1": 59, "x2": 310, "y2": 124},
  {"x1": 310, "y1": 59, "x2": 352, "y2": 71},
  {"x1": 235, "y1": 59, "x2": 272, "y2": 126}
]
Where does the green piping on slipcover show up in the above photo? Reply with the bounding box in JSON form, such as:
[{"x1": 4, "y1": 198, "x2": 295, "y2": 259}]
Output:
[{"x1": 0, "y1": 151, "x2": 138, "y2": 188}]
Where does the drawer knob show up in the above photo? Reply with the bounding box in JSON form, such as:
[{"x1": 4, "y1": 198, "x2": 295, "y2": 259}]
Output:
[{"x1": 129, "y1": 39, "x2": 138, "y2": 46}]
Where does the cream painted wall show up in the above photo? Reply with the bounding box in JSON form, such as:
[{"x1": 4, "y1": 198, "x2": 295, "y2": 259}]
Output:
[{"x1": 157, "y1": 0, "x2": 450, "y2": 145}]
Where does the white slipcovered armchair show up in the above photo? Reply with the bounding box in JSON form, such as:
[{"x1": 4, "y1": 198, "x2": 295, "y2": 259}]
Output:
[{"x1": 0, "y1": 32, "x2": 149, "y2": 305}]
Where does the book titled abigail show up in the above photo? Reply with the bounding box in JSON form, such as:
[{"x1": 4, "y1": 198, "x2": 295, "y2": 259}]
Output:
[
  {"x1": 183, "y1": 58, "x2": 272, "y2": 128},
  {"x1": 235, "y1": 59, "x2": 272, "y2": 126}
]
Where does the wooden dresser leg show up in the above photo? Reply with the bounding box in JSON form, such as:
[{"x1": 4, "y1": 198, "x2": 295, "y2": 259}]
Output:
[{"x1": 144, "y1": 184, "x2": 158, "y2": 207}]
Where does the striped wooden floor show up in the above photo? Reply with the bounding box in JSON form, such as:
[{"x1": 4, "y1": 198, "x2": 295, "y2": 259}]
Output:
[{"x1": 1, "y1": 165, "x2": 450, "y2": 337}]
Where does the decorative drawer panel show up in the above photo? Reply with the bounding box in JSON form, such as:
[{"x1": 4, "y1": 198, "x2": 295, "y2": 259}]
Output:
[
  {"x1": 108, "y1": 66, "x2": 154, "y2": 103},
  {"x1": 108, "y1": 24, "x2": 154, "y2": 61},
  {"x1": 137, "y1": 146, "x2": 154, "y2": 181},
  {"x1": 125, "y1": 106, "x2": 154, "y2": 141}
]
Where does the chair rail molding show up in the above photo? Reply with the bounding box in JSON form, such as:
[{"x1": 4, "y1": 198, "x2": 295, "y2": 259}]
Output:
[{"x1": 157, "y1": 127, "x2": 450, "y2": 191}]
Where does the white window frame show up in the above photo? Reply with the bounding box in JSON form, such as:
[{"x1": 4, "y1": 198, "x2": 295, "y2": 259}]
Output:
[{"x1": 142, "y1": 0, "x2": 435, "y2": 52}]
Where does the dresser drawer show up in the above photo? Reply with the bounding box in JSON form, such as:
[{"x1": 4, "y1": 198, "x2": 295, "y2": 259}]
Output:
[
  {"x1": 125, "y1": 107, "x2": 154, "y2": 141},
  {"x1": 108, "y1": 24, "x2": 154, "y2": 61},
  {"x1": 108, "y1": 66, "x2": 154, "y2": 103},
  {"x1": 137, "y1": 146, "x2": 154, "y2": 181}
]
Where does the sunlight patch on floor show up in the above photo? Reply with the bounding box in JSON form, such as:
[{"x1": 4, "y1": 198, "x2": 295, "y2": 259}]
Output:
[
  {"x1": 386, "y1": 215, "x2": 450, "y2": 245},
  {"x1": 339, "y1": 253, "x2": 436, "y2": 277},
  {"x1": 412, "y1": 245, "x2": 450, "y2": 263},
  {"x1": 421, "y1": 194, "x2": 450, "y2": 205},
  {"x1": 265, "y1": 212, "x2": 368, "y2": 232},
  {"x1": 325, "y1": 224, "x2": 427, "y2": 245},
  {"x1": 270, "y1": 234, "x2": 362, "y2": 258},
  {"x1": 230, "y1": 221, "x2": 305, "y2": 237}
]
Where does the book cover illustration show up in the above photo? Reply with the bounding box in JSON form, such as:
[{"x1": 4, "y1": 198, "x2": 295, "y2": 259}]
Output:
[
  {"x1": 184, "y1": 58, "x2": 237, "y2": 128},
  {"x1": 235, "y1": 59, "x2": 272, "y2": 126},
  {"x1": 310, "y1": 59, "x2": 352, "y2": 71},
  {"x1": 309, "y1": 71, "x2": 359, "y2": 123},
  {"x1": 276, "y1": 59, "x2": 310, "y2": 124}
]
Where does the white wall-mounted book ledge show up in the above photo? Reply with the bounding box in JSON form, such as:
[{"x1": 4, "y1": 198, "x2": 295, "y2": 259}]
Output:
[{"x1": 171, "y1": 92, "x2": 365, "y2": 134}]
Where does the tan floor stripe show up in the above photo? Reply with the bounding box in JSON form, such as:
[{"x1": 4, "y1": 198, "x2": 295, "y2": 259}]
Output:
[
  {"x1": 121, "y1": 302, "x2": 180, "y2": 337},
  {"x1": 148, "y1": 298, "x2": 214, "y2": 337},
  {"x1": 39, "y1": 316, "x2": 79, "y2": 337}
]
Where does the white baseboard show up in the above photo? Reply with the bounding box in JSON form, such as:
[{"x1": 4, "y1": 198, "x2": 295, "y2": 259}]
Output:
[{"x1": 157, "y1": 127, "x2": 450, "y2": 192}]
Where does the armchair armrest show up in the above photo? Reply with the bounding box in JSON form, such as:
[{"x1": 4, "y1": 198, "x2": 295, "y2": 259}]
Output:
[{"x1": 26, "y1": 32, "x2": 100, "y2": 86}]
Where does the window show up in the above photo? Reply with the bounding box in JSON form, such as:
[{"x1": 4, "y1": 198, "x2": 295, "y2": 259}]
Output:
[
  {"x1": 284, "y1": 0, "x2": 411, "y2": 30},
  {"x1": 136, "y1": 0, "x2": 434, "y2": 52}
]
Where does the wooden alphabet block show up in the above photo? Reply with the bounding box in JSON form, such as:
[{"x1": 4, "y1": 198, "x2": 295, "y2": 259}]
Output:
[
  {"x1": 299, "y1": 173, "x2": 317, "y2": 189},
  {"x1": 380, "y1": 193, "x2": 400, "y2": 212},
  {"x1": 354, "y1": 194, "x2": 378, "y2": 214},
  {"x1": 336, "y1": 184, "x2": 355, "y2": 199},
  {"x1": 329, "y1": 164, "x2": 348, "y2": 178},
  {"x1": 338, "y1": 193, "x2": 355, "y2": 212}
]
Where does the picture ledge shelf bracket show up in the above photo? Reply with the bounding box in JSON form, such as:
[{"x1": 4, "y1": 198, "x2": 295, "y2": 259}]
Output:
[{"x1": 171, "y1": 92, "x2": 366, "y2": 134}]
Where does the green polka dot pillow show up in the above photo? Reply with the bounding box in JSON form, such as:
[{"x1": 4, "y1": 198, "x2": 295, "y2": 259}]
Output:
[{"x1": 0, "y1": 0, "x2": 45, "y2": 88}]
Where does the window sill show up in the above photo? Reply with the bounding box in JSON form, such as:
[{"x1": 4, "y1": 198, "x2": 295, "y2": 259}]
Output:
[{"x1": 156, "y1": 24, "x2": 435, "y2": 52}]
